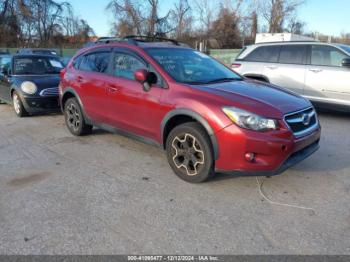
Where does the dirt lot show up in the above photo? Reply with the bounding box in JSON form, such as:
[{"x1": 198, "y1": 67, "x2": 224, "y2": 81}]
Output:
[{"x1": 0, "y1": 104, "x2": 349, "y2": 255}]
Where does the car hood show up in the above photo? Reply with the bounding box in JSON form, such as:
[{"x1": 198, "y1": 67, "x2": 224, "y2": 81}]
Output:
[
  {"x1": 14, "y1": 75, "x2": 60, "y2": 90},
  {"x1": 191, "y1": 79, "x2": 311, "y2": 117}
]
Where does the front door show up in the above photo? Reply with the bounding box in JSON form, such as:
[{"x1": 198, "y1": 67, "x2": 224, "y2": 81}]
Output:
[
  {"x1": 107, "y1": 50, "x2": 163, "y2": 140},
  {"x1": 304, "y1": 45, "x2": 350, "y2": 106}
]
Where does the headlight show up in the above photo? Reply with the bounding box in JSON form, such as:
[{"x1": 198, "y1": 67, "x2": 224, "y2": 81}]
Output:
[
  {"x1": 222, "y1": 107, "x2": 278, "y2": 131},
  {"x1": 21, "y1": 81, "x2": 37, "y2": 94}
]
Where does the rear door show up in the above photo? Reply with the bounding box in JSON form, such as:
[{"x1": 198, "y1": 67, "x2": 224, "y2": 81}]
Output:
[
  {"x1": 74, "y1": 49, "x2": 113, "y2": 124},
  {"x1": 264, "y1": 44, "x2": 307, "y2": 95},
  {"x1": 237, "y1": 45, "x2": 280, "y2": 79},
  {"x1": 304, "y1": 44, "x2": 350, "y2": 105}
]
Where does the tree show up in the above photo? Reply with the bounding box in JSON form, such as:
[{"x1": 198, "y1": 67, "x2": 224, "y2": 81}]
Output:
[
  {"x1": 211, "y1": 6, "x2": 241, "y2": 48},
  {"x1": 287, "y1": 17, "x2": 305, "y2": 34},
  {"x1": 260, "y1": 0, "x2": 304, "y2": 33},
  {"x1": 169, "y1": 0, "x2": 192, "y2": 40},
  {"x1": 107, "y1": 0, "x2": 173, "y2": 37},
  {"x1": 193, "y1": 0, "x2": 220, "y2": 39}
]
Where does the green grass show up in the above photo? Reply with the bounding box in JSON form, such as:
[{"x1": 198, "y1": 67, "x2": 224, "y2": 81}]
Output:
[{"x1": 210, "y1": 49, "x2": 241, "y2": 65}]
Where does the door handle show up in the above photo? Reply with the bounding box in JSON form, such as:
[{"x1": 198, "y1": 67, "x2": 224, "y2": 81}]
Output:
[
  {"x1": 265, "y1": 66, "x2": 278, "y2": 70},
  {"x1": 77, "y1": 76, "x2": 83, "y2": 82},
  {"x1": 309, "y1": 68, "x2": 323, "y2": 73},
  {"x1": 107, "y1": 85, "x2": 119, "y2": 93}
]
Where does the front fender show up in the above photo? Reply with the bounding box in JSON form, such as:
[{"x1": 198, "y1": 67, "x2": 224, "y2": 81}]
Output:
[{"x1": 161, "y1": 108, "x2": 220, "y2": 160}]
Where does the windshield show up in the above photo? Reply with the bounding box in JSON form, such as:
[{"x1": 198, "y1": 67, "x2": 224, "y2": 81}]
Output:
[
  {"x1": 337, "y1": 44, "x2": 350, "y2": 55},
  {"x1": 146, "y1": 48, "x2": 242, "y2": 84},
  {"x1": 14, "y1": 57, "x2": 63, "y2": 75},
  {"x1": 0, "y1": 56, "x2": 11, "y2": 67}
]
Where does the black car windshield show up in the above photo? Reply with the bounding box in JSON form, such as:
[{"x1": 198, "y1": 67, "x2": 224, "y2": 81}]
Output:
[
  {"x1": 146, "y1": 48, "x2": 242, "y2": 84},
  {"x1": 14, "y1": 57, "x2": 63, "y2": 75}
]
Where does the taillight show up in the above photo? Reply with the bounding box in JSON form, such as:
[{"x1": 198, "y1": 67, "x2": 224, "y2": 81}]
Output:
[{"x1": 231, "y1": 63, "x2": 241, "y2": 69}]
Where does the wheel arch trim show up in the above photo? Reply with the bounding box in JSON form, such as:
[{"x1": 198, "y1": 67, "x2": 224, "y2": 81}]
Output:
[
  {"x1": 61, "y1": 88, "x2": 92, "y2": 125},
  {"x1": 161, "y1": 109, "x2": 219, "y2": 160},
  {"x1": 243, "y1": 74, "x2": 270, "y2": 83}
]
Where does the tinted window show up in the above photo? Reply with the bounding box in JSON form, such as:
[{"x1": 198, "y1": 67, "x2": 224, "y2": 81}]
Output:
[
  {"x1": 13, "y1": 57, "x2": 63, "y2": 75},
  {"x1": 146, "y1": 48, "x2": 241, "y2": 84},
  {"x1": 80, "y1": 52, "x2": 110, "y2": 73},
  {"x1": 0, "y1": 56, "x2": 11, "y2": 67},
  {"x1": 113, "y1": 53, "x2": 147, "y2": 81},
  {"x1": 72, "y1": 56, "x2": 82, "y2": 69},
  {"x1": 279, "y1": 45, "x2": 306, "y2": 64},
  {"x1": 245, "y1": 46, "x2": 280, "y2": 62},
  {"x1": 311, "y1": 45, "x2": 348, "y2": 67}
]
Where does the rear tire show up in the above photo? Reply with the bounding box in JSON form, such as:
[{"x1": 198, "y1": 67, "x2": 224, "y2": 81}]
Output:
[
  {"x1": 64, "y1": 97, "x2": 92, "y2": 136},
  {"x1": 166, "y1": 122, "x2": 214, "y2": 183},
  {"x1": 12, "y1": 91, "x2": 28, "y2": 117}
]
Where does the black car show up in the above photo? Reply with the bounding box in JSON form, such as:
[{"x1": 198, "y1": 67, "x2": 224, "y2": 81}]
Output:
[{"x1": 0, "y1": 54, "x2": 63, "y2": 116}]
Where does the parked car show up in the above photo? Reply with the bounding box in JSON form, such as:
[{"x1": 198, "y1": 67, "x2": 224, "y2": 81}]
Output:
[
  {"x1": 0, "y1": 54, "x2": 63, "y2": 116},
  {"x1": 17, "y1": 48, "x2": 59, "y2": 57},
  {"x1": 0, "y1": 54, "x2": 11, "y2": 70},
  {"x1": 60, "y1": 36, "x2": 321, "y2": 183},
  {"x1": 233, "y1": 41, "x2": 350, "y2": 112},
  {"x1": 0, "y1": 49, "x2": 10, "y2": 55}
]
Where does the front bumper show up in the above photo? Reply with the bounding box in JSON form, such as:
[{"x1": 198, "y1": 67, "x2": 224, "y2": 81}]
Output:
[
  {"x1": 214, "y1": 123, "x2": 321, "y2": 176},
  {"x1": 21, "y1": 95, "x2": 60, "y2": 114}
]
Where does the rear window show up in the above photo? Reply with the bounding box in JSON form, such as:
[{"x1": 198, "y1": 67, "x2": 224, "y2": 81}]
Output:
[
  {"x1": 245, "y1": 46, "x2": 280, "y2": 62},
  {"x1": 79, "y1": 52, "x2": 110, "y2": 73},
  {"x1": 278, "y1": 45, "x2": 307, "y2": 64}
]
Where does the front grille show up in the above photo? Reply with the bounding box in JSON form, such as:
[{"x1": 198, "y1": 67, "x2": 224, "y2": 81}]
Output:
[
  {"x1": 284, "y1": 107, "x2": 318, "y2": 137},
  {"x1": 39, "y1": 87, "x2": 59, "y2": 97}
]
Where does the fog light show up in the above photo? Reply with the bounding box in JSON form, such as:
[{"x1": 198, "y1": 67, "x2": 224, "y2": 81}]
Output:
[{"x1": 245, "y1": 152, "x2": 255, "y2": 162}]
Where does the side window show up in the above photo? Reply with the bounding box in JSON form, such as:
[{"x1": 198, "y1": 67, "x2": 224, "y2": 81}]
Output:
[
  {"x1": 311, "y1": 45, "x2": 348, "y2": 67},
  {"x1": 279, "y1": 45, "x2": 306, "y2": 64},
  {"x1": 245, "y1": 46, "x2": 280, "y2": 62},
  {"x1": 113, "y1": 53, "x2": 147, "y2": 81},
  {"x1": 79, "y1": 52, "x2": 110, "y2": 73},
  {"x1": 72, "y1": 56, "x2": 82, "y2": 70}
]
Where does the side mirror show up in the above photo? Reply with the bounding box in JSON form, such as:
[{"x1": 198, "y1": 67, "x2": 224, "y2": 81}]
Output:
[
  {"x1": 134, "y1": 69, "x2": 158, "y2": 92},
  {"x1": 342, "y1": 58, "x2": 350, "y2": 67}
]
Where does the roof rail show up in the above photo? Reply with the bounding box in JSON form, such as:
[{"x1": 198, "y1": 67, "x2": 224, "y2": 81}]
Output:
[{"x1": 123, "y1": 35, "x2": 180, "y2": 46}]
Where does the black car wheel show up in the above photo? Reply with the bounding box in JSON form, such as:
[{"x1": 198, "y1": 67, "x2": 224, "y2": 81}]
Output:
[
  {"x1": 64, "y1": 98, "x2": 92, "y2": 136},
  {"x1": 12, "y1": 91, "x2": 28, "y2": 117},
  {"x1": 166, "y1": 122, "x2": 214, "y2": 183}
]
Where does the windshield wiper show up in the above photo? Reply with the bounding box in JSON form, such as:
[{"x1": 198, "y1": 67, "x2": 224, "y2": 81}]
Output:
[{"x1": 206, "y1": 77, "x2": 241, "y2": 84}]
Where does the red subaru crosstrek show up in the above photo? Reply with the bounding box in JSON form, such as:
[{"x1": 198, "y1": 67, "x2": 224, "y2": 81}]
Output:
[{"x1": 59, "y1": 36, "x2": 321, "y2": 183}]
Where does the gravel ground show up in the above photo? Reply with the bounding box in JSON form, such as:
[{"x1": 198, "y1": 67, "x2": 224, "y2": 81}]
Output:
[{"x1": 0, "y1": 103, "x2": 349, "y2": 255}]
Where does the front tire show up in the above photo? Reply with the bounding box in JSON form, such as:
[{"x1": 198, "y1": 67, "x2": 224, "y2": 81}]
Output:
[
  {"x1": 64, "y1": 98, "x2": 92, "y2": 136},
  {"x1": 166, "y1": 122, "x2": 214, "y2": 183},
  {"x1": 12, "y1": 91, "x2": 28, "y2": 117}
]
